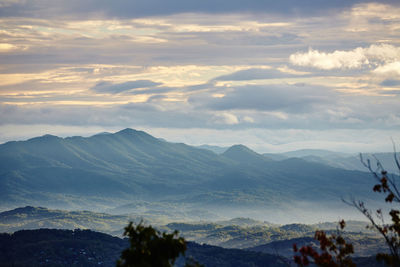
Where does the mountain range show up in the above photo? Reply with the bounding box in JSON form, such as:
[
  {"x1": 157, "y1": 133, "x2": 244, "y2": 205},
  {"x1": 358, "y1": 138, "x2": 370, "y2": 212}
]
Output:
[
  {"x1": 0, "y1": 128, "x2": 388, "y2": 223},
  {"x1": 200, "y1": 145, "x2": 399, "y2": 174}
]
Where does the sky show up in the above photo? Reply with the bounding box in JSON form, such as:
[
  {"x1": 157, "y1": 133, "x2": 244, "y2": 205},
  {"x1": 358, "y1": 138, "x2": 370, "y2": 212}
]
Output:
[{"x1": 0, "y1": 0, "x2": 400, "y2": 153}]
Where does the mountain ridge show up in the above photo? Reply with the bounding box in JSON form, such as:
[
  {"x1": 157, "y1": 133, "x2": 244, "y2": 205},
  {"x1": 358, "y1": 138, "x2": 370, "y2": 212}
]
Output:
[{"x1": 0, "y1": 128, "x2": 385, "y2": 223}]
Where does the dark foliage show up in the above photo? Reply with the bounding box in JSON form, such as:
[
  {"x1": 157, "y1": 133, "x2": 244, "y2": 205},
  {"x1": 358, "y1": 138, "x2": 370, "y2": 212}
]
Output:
[
  {"x1": 0, "y1": 228, "x2": 127, "y2": 267},
  {"x1": 293, "y1": 220, "x2": 355, "y2": 266},
  {"x1": 0, "y1": 228, "x2": 288, "y2": 267},
  {"x1": 0, "y1": 228, "x2": 385, "y2": 267},
  {"x1": 182, "y1": 242, "x2": 285, "y2": 267},
  {"x1": 116, "y1": 222, "x2": 187, "y2": 267}
]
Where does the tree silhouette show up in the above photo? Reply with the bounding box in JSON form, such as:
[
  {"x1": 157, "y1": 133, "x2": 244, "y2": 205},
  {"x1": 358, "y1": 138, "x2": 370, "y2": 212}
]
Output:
[
  {"x1": 348, "y1": 152, "x2": 400, "y2": 266},
  {"x1": 117, "y1": 221, "x2": 202, "y2": 267}
]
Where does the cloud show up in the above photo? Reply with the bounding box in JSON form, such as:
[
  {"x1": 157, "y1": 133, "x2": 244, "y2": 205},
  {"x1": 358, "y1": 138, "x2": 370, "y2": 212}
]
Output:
[
  {"x1": 190, "y1": 84, "x2": 335, "y2": 113},
  {"x1": 212, "y1": 112, "x2": 239, "y2": 125},
  {"x1": 0, "y1": 0, "x2": 25, "y2": 8},
  {"x1": 242, "y1": 116, "x2": 255, "y2": 123},
  {"x1": 290, "y1": 44, "x2": 400, "y2": 70},
  {"x1": 0, "y1": 102, "x2": 201, "y2": 128},
  {"x1": 380, "y1": 79, "x2": 400, "y2": 87},
  {"x1": 345, "y1": 3, "x2": 400, "y2": 32},
  {"x1": 373, "y1": 62, "x2": 400, "y2": 76},
  {"x1": 203, "y1": 32, "x2": 299, "y2": 46},
  {"x1": 366, "y1": 44, "x2": 400, "y2": 62},
  {"x1": 1, "y1": 82, "x2": 399, "y2": 136},
  {"x1": 214, "y1": 68, "x2": 300, "y2": 81},
  {"x1": 289, "y1": 48, "x2": 368, "y2": 70},
  {"x1": 0, "y1": 43, "x2": 18, "y2": 52},
  {"x1": 91, "y1": 80, "x2": 162, "y2": 94}
]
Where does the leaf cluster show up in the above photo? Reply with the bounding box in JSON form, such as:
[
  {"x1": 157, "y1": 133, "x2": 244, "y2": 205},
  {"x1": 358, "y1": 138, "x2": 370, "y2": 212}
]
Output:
[{"x1": 293, "y1": 220, "x2": 355, "y2": 267}]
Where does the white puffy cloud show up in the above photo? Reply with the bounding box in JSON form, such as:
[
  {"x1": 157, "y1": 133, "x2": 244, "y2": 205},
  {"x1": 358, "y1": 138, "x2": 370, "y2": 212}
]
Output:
[
  {"x1": 365, "y1": 44, "x2": 400, "y2": 62},
  {"x1": 373, "y1": 61, "x2": 400, "y2": 76},
  {"x1": 290, "y1": 44, "x2": 400, "y2": 70},
  {"x1": 289, "y1": 48, "x2": 368, "y2": 70}
]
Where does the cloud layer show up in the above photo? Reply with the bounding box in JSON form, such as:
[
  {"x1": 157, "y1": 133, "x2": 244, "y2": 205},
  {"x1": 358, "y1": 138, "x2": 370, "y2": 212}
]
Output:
[
  {"x1": 92, "y1": 80, "x2": 162, "y2": 94},
  {"x1": 0, "y1": 2, "x2": 399, "y2": 152},
  {"x1": 2, "y1": 0, "x2": 399, "y2": 19}
]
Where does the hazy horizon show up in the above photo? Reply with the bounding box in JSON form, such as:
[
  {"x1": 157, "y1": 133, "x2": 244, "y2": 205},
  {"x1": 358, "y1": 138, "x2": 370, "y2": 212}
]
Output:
[{"x1": 1, "y1": 126, "x2": 399, "y2": 154}]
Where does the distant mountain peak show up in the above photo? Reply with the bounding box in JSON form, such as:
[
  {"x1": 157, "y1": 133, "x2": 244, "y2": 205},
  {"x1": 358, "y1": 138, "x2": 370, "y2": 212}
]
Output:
[
  {"x1": 93, "y1": 132, "x2": 111, "y2": 136},
  {"x1": 116, "y1": 128, "x2": 139, "y2": 134},
  {"x1": 282, "y1": 149, "x2": 349, "y2": 158},
  {"x1": 42, "y1": 134, "x2": 58, "y2": 138},
  {"x1": 27, "y1": 134, "x2": 62, "y2": 143},
  {"x1": 115, "y1": 128, "x2": 152, "y2": 137},
  {"x1": 222, "y1": 144, "x2": 266, "y2": 163},
  {"x1": 223, "y1": 144, "x2": 258, "y2": 155},
  {"x1": 114, "y1": 128, "x2": 159, "y2": 144},
  {"x1": 196, "y1": 144, "x2": 228, "y2": 154}
]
